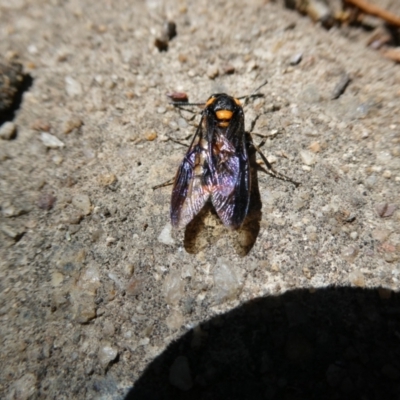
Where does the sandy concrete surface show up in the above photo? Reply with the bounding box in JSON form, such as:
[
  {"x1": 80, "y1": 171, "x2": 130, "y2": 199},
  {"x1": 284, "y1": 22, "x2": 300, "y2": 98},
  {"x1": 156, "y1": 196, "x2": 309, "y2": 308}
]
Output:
[{"x1": 1, "y1": 0, "x2": 400, "y2": 399}]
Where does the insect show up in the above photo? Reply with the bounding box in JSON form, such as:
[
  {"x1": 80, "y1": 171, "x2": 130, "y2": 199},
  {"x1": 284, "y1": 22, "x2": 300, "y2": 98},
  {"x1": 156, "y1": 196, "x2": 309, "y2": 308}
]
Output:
[{"x1": 154, "y1": 84, "x2": 299, "y2": 229}]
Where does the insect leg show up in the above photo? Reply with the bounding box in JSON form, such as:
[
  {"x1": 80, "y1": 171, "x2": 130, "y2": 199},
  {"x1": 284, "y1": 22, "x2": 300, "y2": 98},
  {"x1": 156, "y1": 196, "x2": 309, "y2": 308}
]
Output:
[
  {"x1": 152, "y1": 177, "x2": 175, "y2": 190},
  {"x1": 251, "y1": 139, "x2": 300, "y2": 187}
]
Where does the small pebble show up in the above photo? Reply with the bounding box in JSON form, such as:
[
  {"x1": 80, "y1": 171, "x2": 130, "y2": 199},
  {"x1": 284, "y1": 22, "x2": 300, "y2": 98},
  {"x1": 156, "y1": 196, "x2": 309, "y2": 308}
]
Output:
[
  {"x1": 0, "y1": 224, "x2": 24, "y2": 239},
  {"x1": 40, "y1": 132, "x2": 65, "y2": 148},
  {"x1": 169, "y1": 356, "x2": 193, "y2": 391},
  {"x1": 65, "y1": 76, "x2": 82, "y2": 97},
  {"x1": 178, "y1": 118, "x2": 188, "y2": 129},
  {"x1": 309, "y1": 141, "x2": 321, "y2": 153},
  {"x1": 51, "y1": 272, "x2": 64, "y2": 287},
  {"x1": 372, "y1": 228, "x2": 391, "y2": 242},
  {"x1": 300, "y1": 150, "x2": 316, "y2": 166},
  {"x1": 207, "y1": 65, "x2": 219, "y2": 79},
  {"x1": 342, "y1": 246, "x2": 359, "y2": 262},
  {"x1": 349, "y1": 231, "x2": 358, "y2": 240},
  {"x1": 0, "y1": 121, "x2": 17, "y2": 140},
  {"x1": 364, "y1": 175, "x2": 377, "y2": 189},
  {"x1": 290, "y1": 53, "x2": 302, "y2": 66},
  {"x1": 31, "y1": 119, "x2": 51, "y2": 132},
  {"x1": 98, "y1": 173, "x2": 117, "y2": 187},
  {"x1": 72, "y1": 194, "x2": 91, "y2": 215},
  {"x1": 37, "y1": 193, "x2": 57, "y2": 210},
  {"x1": 375, "y1": 203, "x2": 397, "y2": 218},
  {"x1": 223, "y1": 64, "x2": 235, "y2": 75},
  {"x1": 11, "y1": 373, "x2": 37, "y2": 400},
  {"x1": 1, "y1": 201, "x2": 17, "y2": 217},
  {"x1": 157, "y1": 107, "x2": 166, "y2": 114},
  {"x1": 52, "y1": 154, "x2": 63, "y2": 165},
  {"x1": 348, "y1": 270, "x2": 365, "y2": 287},
  {"x1": 63, "y1": 117, "x2": 83, "y2": 134},
  {"x1": 382, "y1": 170, "x2": 391, "y2": 179},
  {"x1": 163, "y1": 269, "x2": 184, "y2": 305},
  {"x1": 166, "y1": 310, "x2": 184, "y2": 330},
  {"x1": 158, "y1": 223, "x2": 175, "y2": 245},
  {"x1": 212, "y1": 258, "x2": 242, "y2": 304},
  {"x1": 98, "y1": 344, "x2": 118, "y2": 369},
  {"x1": 145, "y1": 131, "x2": 158, "y2": 141},
  {"x1": 331, "y1": 73, "x2": 351, "y2": 100}
]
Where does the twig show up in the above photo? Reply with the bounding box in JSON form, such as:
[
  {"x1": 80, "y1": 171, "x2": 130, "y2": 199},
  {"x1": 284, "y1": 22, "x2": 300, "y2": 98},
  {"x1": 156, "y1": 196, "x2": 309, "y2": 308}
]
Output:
[{"x1": 343, "y1": 0, "x2": 400, "y2": 27}]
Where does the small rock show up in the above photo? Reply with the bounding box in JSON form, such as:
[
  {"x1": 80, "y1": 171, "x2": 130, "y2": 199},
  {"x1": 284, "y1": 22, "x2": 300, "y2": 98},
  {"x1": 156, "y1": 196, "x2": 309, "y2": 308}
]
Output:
[
  {"x1": 98, "y1": 173, "x2": 117, "y2": 187},
  {"x1": 11, "y1": 373, "x2": 37, "y2": 400},
  {"x1": 125, "y1": 277, "x2": 144, "y2": 296},
  {"x1": 70, "y1": 266, "x2": 100, "y2": 323},
  {"x1": 158, "y1": 223, "x2": 175, "y2": 245},
  {"x1": 98, "y1": 344, "x2": 118, "y2": 369},
  {"x1": 52, "y1": 154, "x2": 63, "y2": 165},
  {"x1": 331, "y1": 73, "x2": 351, "y2": 100},
  {"x1": 372, "y1": 228, "x2": 391, "y2": 242},
  {"x1": 169, "y1": 356, "x2": 193, "y2": 391},
  {"x1": 364, "y1": 175, "x2": 377, "y2": 188},
  {"x1": 65, "y1": 76, "x2": 83, "y2": 97},
  {"x1": 342, "y1": 246, "x2": 359, "y2": 262},
  {"x1": 102, "y1": 320, "x2": 115, "y2": 337},
  {"x1": 290, "y1": 53, "x2": 302, "y2": 65},
  {"x1": 223, "y1": 64, "x2": 235, "y2": 75},
  {"x1": 40, "y1": 132, "x2": 65, "y2": 148},
  {"x1": 166, "y1": 310, "x2": 184, "y2": 330},
  {"x1": 156, "y1": 107, "x2": 166, "y2": 114},
  {"x1": 348, "y1": 270, "x2": 365, "y2": 287},
  {"x1": 0, "y1": 121, "x2": 17, "y2": 140},
  {"x1": 177, "y1": 118, "x2": 188, "y2": 129},
  {"x1": 163, "y1": 269, "x2": 184, "y2": 305},
  {"x1": 382, "y1": 170, "x2": 391, "y2": 179},
  {"x1": 145, "y1": 131, "x2": 158, "y2": 141},
  {"x1": 1, "y1": 224, "x2": 24, "y2": 240},
  {"x1": 1, "y1": 201, "x2": 17, "y2": 217},
  {"x1": 309, "y1": 141, "x2": 321, "y2": 153},
  {"x1": 37, "y1": 193, "x2": 57, "y2": 210},
  {"x1": 300, "y1": 150, "x2": 316, "y2": 166},
  {"x1": 31, "y1": 119, "x2": 51, "y2": 132},
  {"x1": 375, "y1": 203, "x2": 397, "y2": 218},
  {"x1": 212, "y1": 257, "x2": 243, "y2": 304},
  {"x1": 63, "y1": 117, "x2": 83, "y2": 134},
  {"x1": 51, "y1": 272, "x2": 64, "y2": 287},
  {"x1": 72, "y1": 194, "x2": 91, "y2": 215},
  {"x1": 349, "y1": 231, "x2": 358, "y2": 240},
  {"x1": 207, "y1": 65, "x2": 219, "y2": 79}
]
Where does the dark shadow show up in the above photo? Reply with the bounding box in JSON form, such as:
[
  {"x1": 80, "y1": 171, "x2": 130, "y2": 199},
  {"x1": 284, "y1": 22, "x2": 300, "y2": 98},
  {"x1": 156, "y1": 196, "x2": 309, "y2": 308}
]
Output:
[
  {"x1": 0, "y1": 65, "x2": 33, "y2": 126},
  {"x1": 125, "y1": 287, "x2": 400, "y2": 400}
]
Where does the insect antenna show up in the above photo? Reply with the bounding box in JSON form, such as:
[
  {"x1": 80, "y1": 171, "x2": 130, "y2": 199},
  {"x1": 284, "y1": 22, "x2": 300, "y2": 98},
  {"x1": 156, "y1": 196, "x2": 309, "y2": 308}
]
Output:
[{"x1": 237, "y1": 79, "x2": 269, "y2": 106}]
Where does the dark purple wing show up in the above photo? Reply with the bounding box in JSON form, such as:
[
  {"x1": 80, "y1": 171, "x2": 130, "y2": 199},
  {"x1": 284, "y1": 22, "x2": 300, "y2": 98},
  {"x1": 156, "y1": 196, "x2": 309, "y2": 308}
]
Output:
[
  {"x1": 211, "y1": 112, "x2": 250, "y2": 229},
  {"x1": 170, "y1": 122, "x2": 212, "y2": 228}
]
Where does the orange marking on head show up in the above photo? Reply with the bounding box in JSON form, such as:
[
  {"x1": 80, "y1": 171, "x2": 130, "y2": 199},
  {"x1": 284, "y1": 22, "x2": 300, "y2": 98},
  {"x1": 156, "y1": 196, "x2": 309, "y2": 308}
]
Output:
[
  {"x1": 234, "y1": 98, "x2": 241, "y2": 106},
  {"x1": 205, "y1": 97, "x2": 216, "y2": 107},
  {"x1": 216, "y1": 110, "x2": 233, "y2": 120}
]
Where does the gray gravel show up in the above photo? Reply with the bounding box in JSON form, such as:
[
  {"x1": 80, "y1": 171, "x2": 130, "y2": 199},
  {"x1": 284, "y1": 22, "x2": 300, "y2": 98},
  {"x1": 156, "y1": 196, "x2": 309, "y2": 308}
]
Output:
[{"x1": 0, "y1": 0, "x2": 399, "y2": 399}]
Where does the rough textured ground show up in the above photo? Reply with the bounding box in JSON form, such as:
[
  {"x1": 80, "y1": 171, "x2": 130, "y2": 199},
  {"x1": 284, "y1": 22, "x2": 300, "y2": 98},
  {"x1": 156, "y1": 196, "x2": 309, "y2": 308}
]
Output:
[{"x1": 0, "y1": 0, "x2": 400, "y2": 399}]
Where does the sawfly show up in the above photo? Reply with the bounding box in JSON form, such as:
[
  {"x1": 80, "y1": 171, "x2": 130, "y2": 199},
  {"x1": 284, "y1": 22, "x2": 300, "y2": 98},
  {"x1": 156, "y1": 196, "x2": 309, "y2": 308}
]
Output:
[{"x1": 154, "y1": 82, "x2": 299, "y2": 229}]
